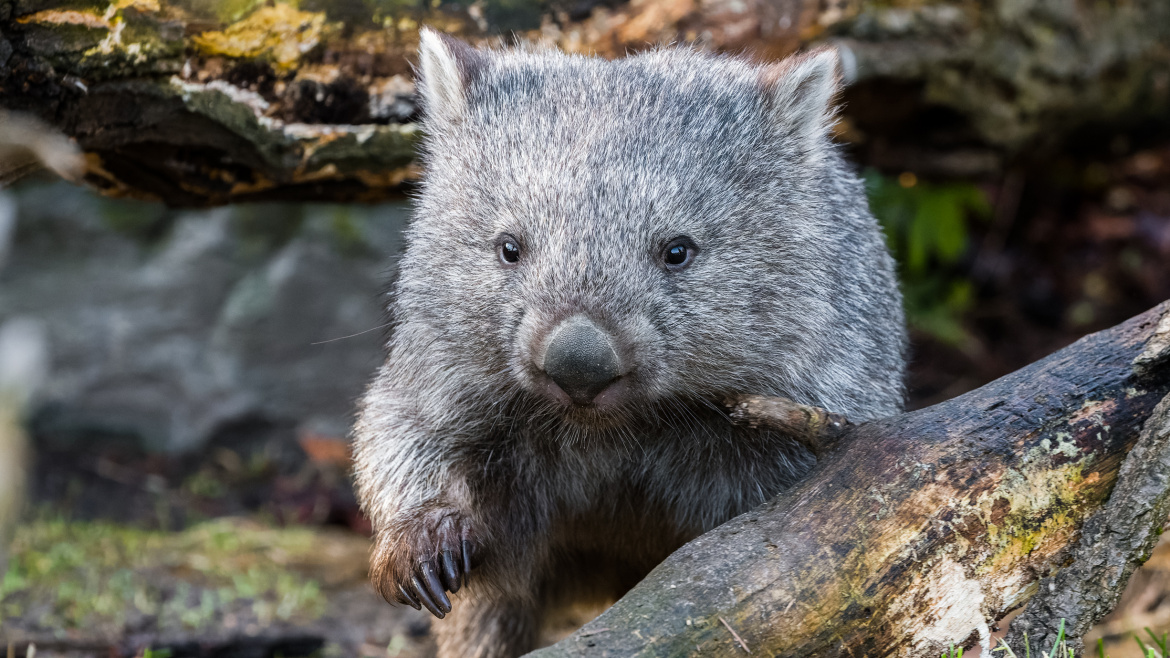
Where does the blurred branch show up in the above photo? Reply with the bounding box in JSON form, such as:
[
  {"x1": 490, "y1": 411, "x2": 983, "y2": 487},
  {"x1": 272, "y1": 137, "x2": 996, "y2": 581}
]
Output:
[
  {"x1": 0, "y1": 111, "x2": 82, "y2": 186},
  {"x1": 530, "y1": 300, "x2": 1170, "y2": 657}
]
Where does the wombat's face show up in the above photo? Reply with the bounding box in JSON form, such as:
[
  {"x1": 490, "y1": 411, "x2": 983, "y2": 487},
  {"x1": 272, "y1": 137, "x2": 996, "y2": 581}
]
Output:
[{"x1": 398, "y1": 32, "x2": 844, "y2": 429}]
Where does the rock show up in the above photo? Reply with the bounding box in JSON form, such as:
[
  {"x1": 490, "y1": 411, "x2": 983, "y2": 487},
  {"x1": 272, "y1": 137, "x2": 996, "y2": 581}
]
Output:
[{"x1": 0, "y1": 180, "x2": 406, "y2": 454}]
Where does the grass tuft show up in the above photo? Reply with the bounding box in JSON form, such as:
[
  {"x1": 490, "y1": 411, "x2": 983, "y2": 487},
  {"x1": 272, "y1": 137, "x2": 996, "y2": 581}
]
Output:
[{"x1": 1133, "y1": 628, "x2": 1168, "y2": 658}]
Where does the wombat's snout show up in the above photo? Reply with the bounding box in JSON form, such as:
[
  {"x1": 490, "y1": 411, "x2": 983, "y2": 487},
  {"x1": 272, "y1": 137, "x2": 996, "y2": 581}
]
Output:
[{"x1": 541, "y1": 315, "x2": 622, "y2": 406}]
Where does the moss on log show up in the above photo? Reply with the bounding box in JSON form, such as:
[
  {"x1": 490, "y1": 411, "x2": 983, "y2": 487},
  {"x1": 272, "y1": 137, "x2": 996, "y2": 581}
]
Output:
[{"x1": 527, "y1": 301, "x2": 1170, "y2": 657}]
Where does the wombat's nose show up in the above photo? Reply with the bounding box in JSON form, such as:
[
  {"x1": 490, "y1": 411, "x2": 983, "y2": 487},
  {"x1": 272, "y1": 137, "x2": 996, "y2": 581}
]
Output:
[{"x1": 542, "y1": 315, "x2": 622, "y2": 405}]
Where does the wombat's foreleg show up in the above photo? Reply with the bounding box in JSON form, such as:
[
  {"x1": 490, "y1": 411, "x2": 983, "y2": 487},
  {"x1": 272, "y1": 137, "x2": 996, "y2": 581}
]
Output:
[{"x1": 433, "y1": 592, "x2": 540, "y2": 658}]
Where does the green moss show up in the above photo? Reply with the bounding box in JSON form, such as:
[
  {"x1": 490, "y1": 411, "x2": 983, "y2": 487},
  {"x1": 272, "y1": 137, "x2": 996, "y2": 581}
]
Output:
[
  {"x1": 0, "y1": 517, "x2": 328, "y2": 632},
  {"x1": 117, "y1": 13, "x2": 185, "y2": 57},
  {"x1": 71, "y1": 4, "x2": 187, "y2": 77},
  {"x1": 977, "y1": 458, "x2": 1096, "y2": 576}
]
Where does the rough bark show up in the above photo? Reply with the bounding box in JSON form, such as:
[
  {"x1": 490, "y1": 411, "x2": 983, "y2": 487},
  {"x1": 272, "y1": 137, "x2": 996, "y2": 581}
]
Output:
[
  {"x1": 1, "y1": 0, "x2": 1168, "y2": 205},
  {"x1": 1003, "y1": 309, "x2": 1170, "y2": 655},
  {"x1": 526, "y1": 300, "x2": 1170, "y2": 658}
]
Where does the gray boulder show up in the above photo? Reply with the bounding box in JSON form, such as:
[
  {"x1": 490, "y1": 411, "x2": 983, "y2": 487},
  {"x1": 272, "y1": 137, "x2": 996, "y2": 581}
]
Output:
[{"x1": 0, "y1": 181, "x2": 406, "y2": 453}]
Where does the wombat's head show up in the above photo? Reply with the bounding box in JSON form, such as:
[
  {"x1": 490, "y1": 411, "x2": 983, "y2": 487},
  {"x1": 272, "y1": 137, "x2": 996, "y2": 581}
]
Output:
[{"x1": 392, "y1": 30, "x2": 894, "y2": 431}]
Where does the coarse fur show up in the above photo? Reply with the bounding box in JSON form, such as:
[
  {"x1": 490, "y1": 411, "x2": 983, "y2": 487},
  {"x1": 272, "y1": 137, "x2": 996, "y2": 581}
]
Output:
[{"x1": 352, "y1": 31, "x2": 907, "y2": 658}]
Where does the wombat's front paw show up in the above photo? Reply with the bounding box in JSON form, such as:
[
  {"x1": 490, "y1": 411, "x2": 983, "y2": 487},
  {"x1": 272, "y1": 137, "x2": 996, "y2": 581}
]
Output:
[{"x1": 385, "y1": 511, "x2": 477, "y2": 619}]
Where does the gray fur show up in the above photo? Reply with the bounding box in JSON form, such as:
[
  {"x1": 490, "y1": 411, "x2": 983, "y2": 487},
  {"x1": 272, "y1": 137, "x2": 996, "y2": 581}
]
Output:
[{"x1": 352, "y1": 32, "x2": 906, "y2": 658}]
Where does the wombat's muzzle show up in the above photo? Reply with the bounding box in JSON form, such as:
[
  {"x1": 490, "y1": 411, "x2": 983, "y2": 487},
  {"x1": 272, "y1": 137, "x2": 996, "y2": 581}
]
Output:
[{"x1": 541, "y1": 315, "x2": 622, "y2": 405}]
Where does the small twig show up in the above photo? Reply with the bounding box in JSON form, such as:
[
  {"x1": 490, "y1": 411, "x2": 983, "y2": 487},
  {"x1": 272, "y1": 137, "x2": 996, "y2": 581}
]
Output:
[
  {"x1": 719, "y1": 616, "x2": 751, "y2": 654},
  {"x1": 724, "y1": 394, "x2": 854, "y2": 456}
]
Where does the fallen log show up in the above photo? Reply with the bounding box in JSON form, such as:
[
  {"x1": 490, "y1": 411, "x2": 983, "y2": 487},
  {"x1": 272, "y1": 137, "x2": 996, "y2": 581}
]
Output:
[
  {"x1": 1, "y1": 0, "x2": 1167, "y2": 204},
  {"x1": 529, "y1": 300, "x2": 1170, "y2": 657}
]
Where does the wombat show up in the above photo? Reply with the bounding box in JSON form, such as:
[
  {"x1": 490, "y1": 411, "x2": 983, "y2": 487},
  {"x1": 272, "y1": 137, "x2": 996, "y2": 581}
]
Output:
[{"x1": 352, "y1": 29, "x2": 906, "y2": 658}]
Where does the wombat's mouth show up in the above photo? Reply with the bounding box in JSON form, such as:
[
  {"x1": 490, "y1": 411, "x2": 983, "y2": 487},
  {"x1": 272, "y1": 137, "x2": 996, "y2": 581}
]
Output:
[{"x1": 536, "y1": 373, "x2": 630, "y2": 412}]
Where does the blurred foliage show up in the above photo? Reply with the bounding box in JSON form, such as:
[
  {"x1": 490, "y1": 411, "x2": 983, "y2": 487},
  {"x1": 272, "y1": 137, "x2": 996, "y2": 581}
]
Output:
[
  {"x1": 328, "y1": 206, "x2": 372, "y2": 255},
  {"x1": 231, "y1": 203, "x2": 307, "y2": 255},
  {"x1": 99, "y1": 197, "x2": 174, "y2": 244},
  {"x1": 866, "y1": 170, "x2": 992, "y2": 345},
  {"x1": 1133, "y1": 629, "x2": 1168, "y2": 658},
  {"x1": 0, "y1": 516, "x2": 326, "y2": 632}
]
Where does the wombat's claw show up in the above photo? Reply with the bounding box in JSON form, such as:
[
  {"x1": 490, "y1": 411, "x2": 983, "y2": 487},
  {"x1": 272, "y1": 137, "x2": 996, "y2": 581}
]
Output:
[
  {"x1": 422, "y1": 562, "x2": 453, "y2": 612},
  {"x1": 397, "y1": 583, "x2": 422, "y2": 611},
  {"x1": 462, "y1": 539, "x2": 473, "y2": 583},
  {"x1": 440, "y1": 550, "x2": 461, "y2": 592},
  {"x1": 412, "y1": 573, "x2": 448, "y2": 618},
  {"x1": 390, "y1": 513, "x2": 477, "y2": 617}
]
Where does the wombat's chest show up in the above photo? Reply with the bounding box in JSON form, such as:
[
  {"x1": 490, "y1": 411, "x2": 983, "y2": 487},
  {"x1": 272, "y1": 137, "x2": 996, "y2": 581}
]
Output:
[
  {"x1": 501, "y1": 434, "x2": 772, "y2": 539},
  {"x1": 482, "y1": 420, "x2": 811, "y2": 554},
  {"x1": 533, "y1": 461, "x2": 691, "y2": 565}
]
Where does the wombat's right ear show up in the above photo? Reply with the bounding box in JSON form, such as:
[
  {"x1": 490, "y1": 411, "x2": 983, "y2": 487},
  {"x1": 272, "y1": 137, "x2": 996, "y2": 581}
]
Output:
[
  {"x1": 417, "y1": 28, "x2": 485, "y2": 126},
  {"x1": 760, "y1": 47, "x2": 842, "y2": 149}
]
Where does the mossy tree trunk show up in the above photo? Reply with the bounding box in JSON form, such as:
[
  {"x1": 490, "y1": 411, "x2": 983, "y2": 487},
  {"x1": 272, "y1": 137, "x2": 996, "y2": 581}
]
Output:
[{"x1": 1, "y1": 0, "x2": 1168, "y2": 204}]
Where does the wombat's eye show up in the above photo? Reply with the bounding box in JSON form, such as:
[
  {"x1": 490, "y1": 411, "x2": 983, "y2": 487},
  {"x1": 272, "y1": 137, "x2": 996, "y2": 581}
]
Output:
[
  {"x1": 662, "y1": 237, "x2": 697, "y2": 270},
  {"x1": 497, "y1": 235, "x2": 521, "y2": 265}
]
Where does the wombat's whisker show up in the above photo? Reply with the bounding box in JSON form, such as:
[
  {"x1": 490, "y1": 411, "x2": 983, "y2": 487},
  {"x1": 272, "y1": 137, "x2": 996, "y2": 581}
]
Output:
[{"x1": 310, "y1": 321, "x2": 394, "y2": 345}]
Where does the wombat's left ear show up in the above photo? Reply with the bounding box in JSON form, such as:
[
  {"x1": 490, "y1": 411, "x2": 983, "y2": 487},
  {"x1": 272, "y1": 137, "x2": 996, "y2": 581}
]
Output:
[
  {"x1": 760, "y1": 47, "x2": 842, "y2": 146},
  {"x1": 417, "y1": 28, "x2": 486, "y2": 126}
]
